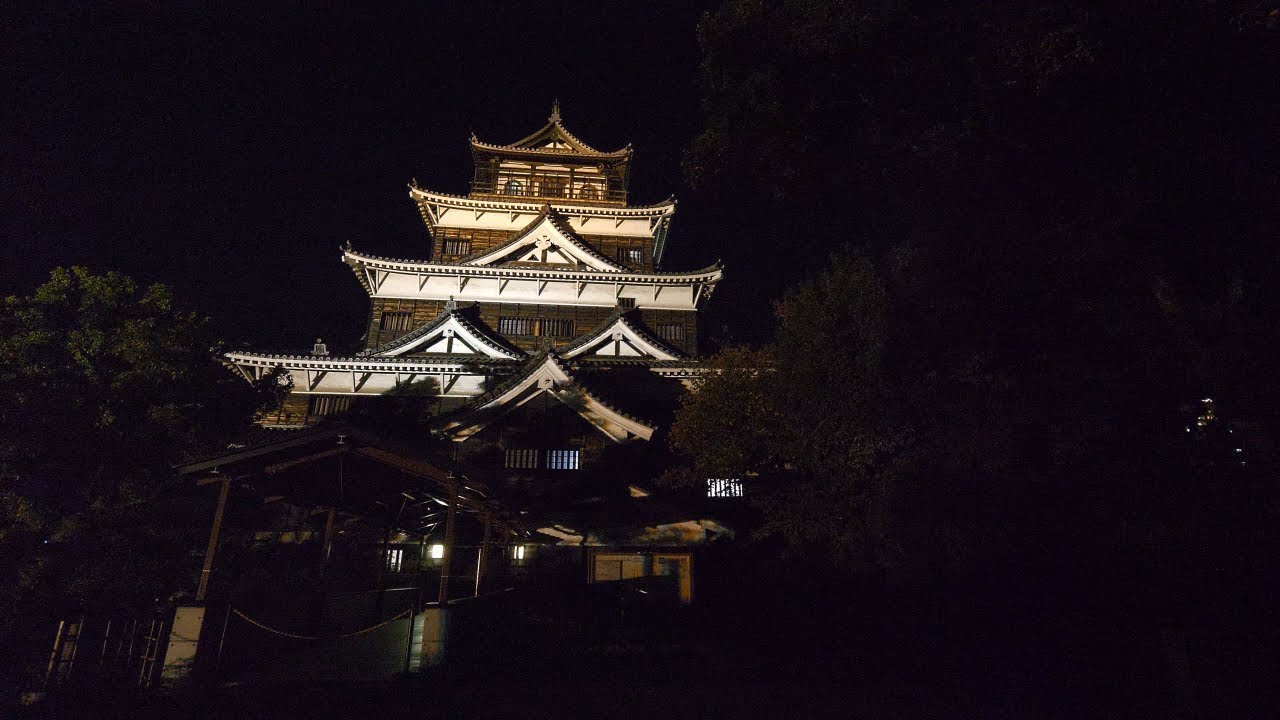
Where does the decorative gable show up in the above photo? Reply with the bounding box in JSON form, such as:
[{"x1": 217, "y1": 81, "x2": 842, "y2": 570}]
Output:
[
  {"x1": 442, "y1": 353, "x2": 655, "y2": 443},
  {"x1": 559, "y1": 313, "x2": 684, "y2": 361},
  {"x1": 365, "y1": 305, "x2": 524, "y2": 359},
  {"x1": 464, "y1": 208, "x2": 626, "y2": 272}
]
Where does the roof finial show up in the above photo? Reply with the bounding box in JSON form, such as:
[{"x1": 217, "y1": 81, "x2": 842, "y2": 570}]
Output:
[
  {"x1": 445, "y1": 295, "x2": 457, "y2": 312},
  {"x1": 549, "y1": 98, "x2": 561, "y2": 124},
  {"x1": 312, "y1": 338, "x2": 329, "y2": 357}
]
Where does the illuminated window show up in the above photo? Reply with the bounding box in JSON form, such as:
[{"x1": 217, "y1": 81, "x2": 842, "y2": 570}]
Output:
[
  {"x1": 707, "y1": 478, "x2": 744, "y2": 498},
  {"x1": 545, "y1": 449, "x2": 580, "y2": 470},
  {"x1": 380, "y1": 311, "x2": 413, "y2": 331},
  {"x1": 443, "y1": 238, "x2": 472, "y2": 255},
  {"x1": 656, "y1": 323, "x2": 685, "y2": 342},
  {"x1": 513, "y1": 545, "x2": 526, "y2": 560},
  {"x1": 385, "y1": 548, "x2": 403, "y2": 572},
  {"x1": 617, "y1": 247, "x2": 644, "y2": 265},
  {"x1": 505, "y1": 449, "x2": 539, "y2": 469},
  {"x1": 429, "y1": 544, "x2": 445, "y2": 560},
  {"x1": 504, "y1": 179, "x2": 524, "y2": 196}
]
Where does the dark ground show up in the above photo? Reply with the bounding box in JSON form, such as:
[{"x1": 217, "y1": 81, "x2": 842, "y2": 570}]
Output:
[{"x1": 12, "y1": 568, "x2": 1275, "y2": 719}]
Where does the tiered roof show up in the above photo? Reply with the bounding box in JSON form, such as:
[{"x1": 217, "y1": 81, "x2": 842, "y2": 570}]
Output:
[{"x1": 469, "y1": 101, "x2": 633, "y2": 160}]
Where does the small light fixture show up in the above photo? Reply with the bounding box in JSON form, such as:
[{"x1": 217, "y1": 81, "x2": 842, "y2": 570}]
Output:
[{"x1": 430, "y1": 544, "x2": 445, "y2": 559}]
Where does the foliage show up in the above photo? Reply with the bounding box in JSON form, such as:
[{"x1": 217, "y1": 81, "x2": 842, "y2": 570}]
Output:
[
  {"x1": 677, "y1": 1, "x2": 1279, "y2": 589},
  {"x1": 0, "y1": 267, "x2": 288, "y2": 615}
]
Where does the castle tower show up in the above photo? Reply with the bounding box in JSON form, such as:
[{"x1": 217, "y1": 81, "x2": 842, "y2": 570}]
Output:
[{"x1": 228, "y1": 104, "x2": 722, "y2": 441}]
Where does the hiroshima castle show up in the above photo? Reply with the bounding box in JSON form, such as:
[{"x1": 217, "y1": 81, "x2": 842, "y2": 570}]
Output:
[{"x1": 227, "y1": 104, "x2": 722, "y2": 459}]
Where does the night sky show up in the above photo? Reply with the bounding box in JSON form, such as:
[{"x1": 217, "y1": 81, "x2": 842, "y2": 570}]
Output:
[{"x1": 4, "y1": 2, "x2": 740, "y2": 353}]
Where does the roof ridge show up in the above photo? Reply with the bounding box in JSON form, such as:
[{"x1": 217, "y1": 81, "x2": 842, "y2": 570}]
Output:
[{"x1": 360, "y1": 305, "x2": 525, "y2": 359}]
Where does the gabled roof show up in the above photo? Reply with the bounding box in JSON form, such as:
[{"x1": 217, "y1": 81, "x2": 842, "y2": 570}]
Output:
[
  {"x1": 462, "y1": 204, "x2": 627, "y2": 272},
  {"x1": 559, "y1": 310, "x2": 685, "y2": 361},
  {"x1": 441, "y1": 352, "x2": 655, "y2": 443},
  {"x1": 362, "y1": 304, "x2": 525, "y2": 359},
  {"x1": 469, "y1": 102, "x2": 632, "y2": 160}
]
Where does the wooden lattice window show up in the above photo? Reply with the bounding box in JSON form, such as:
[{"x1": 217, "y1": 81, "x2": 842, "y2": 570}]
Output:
[
  {"x1": 385, "y1": 548, "x2": 403, "y2": 572},
  {"x1": 310, "y1": 396, "x2": 352, "y2": 417},
  {"x1": 541, "y1": 318, "x2": 574, "y2": 337},
  {"x1": 617, "y1": 247, "x2": 643, "y2": 264},
  {"x1": 498, "y1": 317, "x2": 575, "y2": 338},
  {"x1": 505, "y1": 449, "x2": 539, "y2": 469},
  {"x1": 444, "y1": 239, "x2": 472, "y2": 255},
  {"x1": 380, "y1": 311, "x2": 413, "y2": 331},
  {"x1": 504, "y1": 179, "x2": 524, "y2": 196},
  {"x1": 656, "y1": 323, "x2": 684, "y2": 342},
  {"x1": 578, "y1": 183, "x2": 598, "y2": 200},
  {"x1": 707, "y1": 478, "x2": 744, "y2": 498},
  {"x1": 545, "y1": 450, "x2": 580, "y2": 470}
]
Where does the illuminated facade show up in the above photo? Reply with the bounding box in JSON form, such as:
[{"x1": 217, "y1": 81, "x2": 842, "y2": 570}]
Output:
[{"x1": 228, "y1": 105, "x2": 731, "y2": 600}]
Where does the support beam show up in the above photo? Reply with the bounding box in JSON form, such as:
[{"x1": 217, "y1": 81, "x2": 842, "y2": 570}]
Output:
[
  {"x1": 195, "y1": 478, "x2": 231, "y2": 603},
  {"x1": 437, "y1": 481, "x2": 458, "y2": 606},
  {"x1": 474, "y1": 512, "x2": 492, "y2": 597}
]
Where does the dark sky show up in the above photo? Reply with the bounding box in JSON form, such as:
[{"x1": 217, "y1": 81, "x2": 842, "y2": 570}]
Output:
[{"x1": 4, "y1": 2, "x2": 732, "y2": 352}]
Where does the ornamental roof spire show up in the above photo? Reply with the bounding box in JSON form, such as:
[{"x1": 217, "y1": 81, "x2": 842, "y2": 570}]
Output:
[{"x1": 549, "y1": 98, "x2": 561, "y2": 124}]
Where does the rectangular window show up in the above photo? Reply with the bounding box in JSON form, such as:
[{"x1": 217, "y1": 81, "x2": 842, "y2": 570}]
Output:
[
  {"x1": 656, "y1": 323, "x2": 685, "y2": 342},
  {"x1": 617, "y1": 247, "x2": 644, "y2": 265},
  {"x1": 429, "y1": 544, "x2": 445, "y2": 560},
  {"x1": 617, "y1": 297, "x2": 636, "y2": 310},
  {"x1": 545, "y1": 449, "x2": 580, "y2": 470},
  {"x1": 541, "y1": 318, "x2": 575, "y2": 338},
  {"x1": 443, "y1": 239, "x2": 472, "y2": 255},
  {"x1": 505, "y1": 448, "x2": 539, "y2": 469},
  {"x1": 498, "y1": 317, "x2": 575, "y2": 338},
  {"x1": 707, "y1": 478, "x2": 744, "y2": 498},
  {"x1": 310, "y1": 396, "x2": 351, "y2": 417},
  {"x1": 385, "y1": 548, "x2": 403, "y2": 573},
  {"x1": 498, "y1": 317, "x2": 535, "y2": 336},
  {"x1": 513, "y1": 545, "x2": 526, "y2": 561},
  {"x1": 379, "y1": 311, "x2": 413, "y2": 332}
]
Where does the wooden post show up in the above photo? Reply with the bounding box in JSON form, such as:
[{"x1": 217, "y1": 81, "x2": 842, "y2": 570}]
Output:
[
  {"x1": 474, "y1": 512, "x2": 491, "y2": 597},
  {"x1": 321, "y1": 507, "x2": 336, "y2": 563},
  {"x1": 437, "y1": 483, "x2": 458, "y2": 606},
  {"x1": 196, "y1": 478, "x2": 231, "y2": 603}
]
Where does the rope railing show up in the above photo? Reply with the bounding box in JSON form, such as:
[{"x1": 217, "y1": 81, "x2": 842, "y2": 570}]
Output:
[{"x1": 230, "y1": 608, "x2": 412, "y2": 641}]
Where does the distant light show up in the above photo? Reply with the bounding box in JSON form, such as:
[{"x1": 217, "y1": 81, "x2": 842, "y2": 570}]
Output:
[
  {"x1": 430, "y1": 544, "x2": 445, "y2": 559},
  {"x1": 1235, "y1": 448, "x2": 1243, "y2": 453}
]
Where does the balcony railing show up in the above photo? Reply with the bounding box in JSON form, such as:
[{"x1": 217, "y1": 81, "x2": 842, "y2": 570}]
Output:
[{"x1": 471, "y1": 171, "x2": 627, "y2": 204}]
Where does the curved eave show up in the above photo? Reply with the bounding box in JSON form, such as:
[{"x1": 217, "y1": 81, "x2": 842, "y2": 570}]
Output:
[
  {"x1": 344, "y1": 249, "x2": 723, "y2": 286},
  {"x1": 408, "y1": 185, "x2": 676, "y2": 217},
  {"x1": 224, "y1": 351, "x2": 522, "y2": 374},
  {"x1": 469, "y1": 134, "x2": 632, "y2": 160}
]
